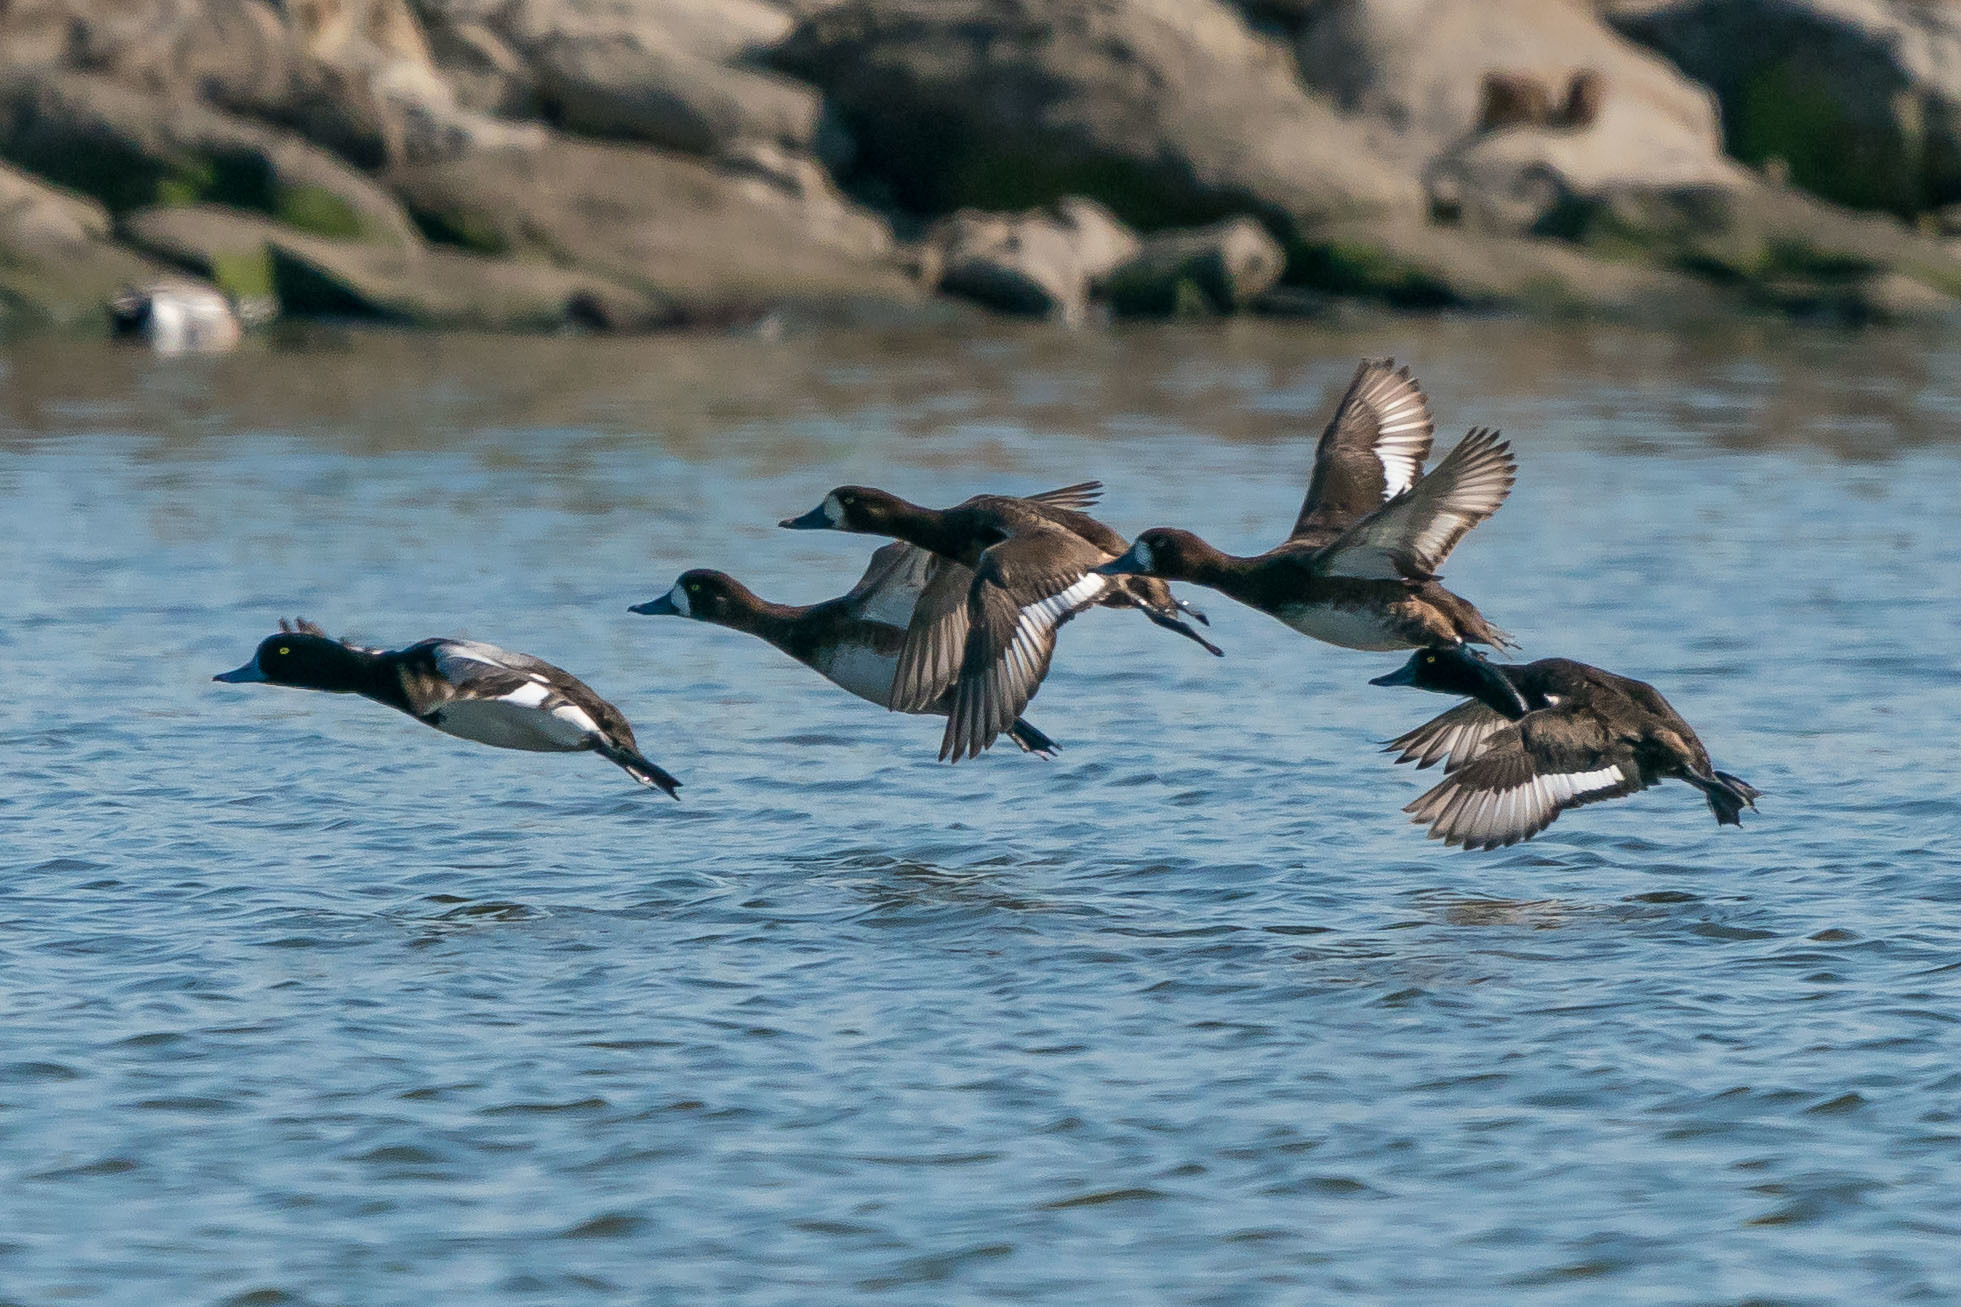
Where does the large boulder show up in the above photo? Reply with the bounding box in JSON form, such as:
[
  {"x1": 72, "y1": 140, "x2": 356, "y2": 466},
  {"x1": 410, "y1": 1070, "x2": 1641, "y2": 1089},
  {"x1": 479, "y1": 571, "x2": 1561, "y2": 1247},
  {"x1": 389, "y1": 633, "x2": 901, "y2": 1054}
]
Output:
[
  {"x1": 527, "y1": 36, "x2": 836, "y2": 160},
  {"x1": 455, "y1": 0, "x2": 799, "y2": 65},
  {"x1": 1294, "y1": 214, "x2": 1727, "y2": 316},
  {"x1": 1101, "y1": 216, "x2": 1285, "y2": 315},
  {"x1": 409, "y1": 0, "x2": 819, "y2": 157},
  {"x1": 385, "y1": 130, "x2": 916, "y2": 319},
  {"x1": 121, "y1": 202, "x2": 668, "y2": 328},
  {"x1": 773, "y1": 0, "x2": 1421, "y2": 231},
  {"x1": 1606, "y1": 0, "x2": 1961, "y2": 217},
  {"x1": 0, "y1": 71, "x2": 421, "y2": 244},
  {"x1": 1295, "y1": 0, "x2": 1744, "y2": 243},
  {"x1": 1298, "y1": 0, "x2": 1722, "y2": 156},
  {"x1": 0, "y1": 0, "x2": 522, "y2": 168},
  {"x1": 922, "y1": 197, "x2": 1138, "y2": 320}
]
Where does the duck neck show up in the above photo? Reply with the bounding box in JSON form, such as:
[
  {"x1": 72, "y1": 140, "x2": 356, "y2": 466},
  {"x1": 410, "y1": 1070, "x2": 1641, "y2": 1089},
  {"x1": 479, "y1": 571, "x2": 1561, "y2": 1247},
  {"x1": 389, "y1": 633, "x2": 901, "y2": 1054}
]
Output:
[
  {"x1": 306, "y1": 643, "x2": 416, "y2": 715},
  {"x1": 720, "y1": 597, "x2": 809, "y2": 653},
  {"x1": 1464, "y1": 664, "x2": 1530, "y2": 719},
  {"x1": 1172, "y1": 537, "x2": 1246, "y2": 591},
  {"x1": 878, "y1": 499, "x2": 974, "y2": 564}
]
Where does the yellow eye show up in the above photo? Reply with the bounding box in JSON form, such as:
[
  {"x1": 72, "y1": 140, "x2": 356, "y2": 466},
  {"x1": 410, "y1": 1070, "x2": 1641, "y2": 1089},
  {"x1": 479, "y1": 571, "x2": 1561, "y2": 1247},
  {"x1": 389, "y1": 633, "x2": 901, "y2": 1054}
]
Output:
[
  {"x1": 1424, "y1": 654, "x2": 1436, "y2": 663},
  {"x1": 841, "y1": 494, "x2": 855, "y2": 505},
  {"x1": 688, "y1": 582, "x2": 701, "y2": 593},
  {"x1": 278, "y1": 646, "x2": 291, "y2": 655}
]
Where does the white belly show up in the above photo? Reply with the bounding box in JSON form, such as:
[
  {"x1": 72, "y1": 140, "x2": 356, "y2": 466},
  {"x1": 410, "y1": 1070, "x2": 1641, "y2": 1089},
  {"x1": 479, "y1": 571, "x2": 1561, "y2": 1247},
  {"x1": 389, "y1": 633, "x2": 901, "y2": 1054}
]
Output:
[
  {"x1": 1277, "y1": 603, "x2": 1411, "y2": 652},
  {"x1": 430, "y1": 697, "x2": 597, "y2": 752},
  {"x1": 812, "y1": 642, "x2": 903, "y2": 709}
]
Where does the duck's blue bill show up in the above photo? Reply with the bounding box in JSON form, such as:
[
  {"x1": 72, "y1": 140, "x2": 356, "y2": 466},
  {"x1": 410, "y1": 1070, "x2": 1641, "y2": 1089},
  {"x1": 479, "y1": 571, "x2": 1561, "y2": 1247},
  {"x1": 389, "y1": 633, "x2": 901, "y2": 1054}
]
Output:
[
  {"x1": 213, "y1": 660, "x2": 265, "y2": 683},
  {"x1": 779, "y1": 505, "x2": 829, "y2": 529},
  {"x1": 1091, "y1": 543, "x2": 1146, "y2": 576},
  {"x1": 1369, "y1": 657, "x2": 1420, "y2": 688},
  {"x1": 629, "y1": 594, "x2": 680, "y2": 616}
]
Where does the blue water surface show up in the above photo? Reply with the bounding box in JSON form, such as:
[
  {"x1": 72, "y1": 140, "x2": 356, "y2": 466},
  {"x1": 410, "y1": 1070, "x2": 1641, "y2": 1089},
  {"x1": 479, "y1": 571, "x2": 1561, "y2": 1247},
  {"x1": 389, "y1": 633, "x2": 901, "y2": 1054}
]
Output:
[{"x1": 1, "y1": 319, "x2": 1958, "y2": 1305}]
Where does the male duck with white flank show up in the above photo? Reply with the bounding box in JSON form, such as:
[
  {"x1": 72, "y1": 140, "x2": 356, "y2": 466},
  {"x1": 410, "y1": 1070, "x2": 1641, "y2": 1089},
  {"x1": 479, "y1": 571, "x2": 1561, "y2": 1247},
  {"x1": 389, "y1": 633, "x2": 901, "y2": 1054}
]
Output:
[
  {"x1": 1371, "y1": 646, "x2": 1759, "y2": 850},
  {"x1": 779, "y1": 481, "x2": 1222, "y2": 762},
  {"x1": 1092, "y1": 358, "x2": 1519, "y2": 702},
  {"x1": 214, "y1": 619, "x2": 680, "y2": 796},
  {"x1": 633, "y1": 532, "x2": 1066, "y2": 757}
]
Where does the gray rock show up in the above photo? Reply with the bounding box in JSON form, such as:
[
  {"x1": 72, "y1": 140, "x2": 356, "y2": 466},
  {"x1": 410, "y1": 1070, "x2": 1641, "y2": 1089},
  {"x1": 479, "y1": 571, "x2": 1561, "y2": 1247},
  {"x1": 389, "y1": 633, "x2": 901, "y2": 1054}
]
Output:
[
  {"x1": 1294, "y1": 215, "x2": 1726, "y2": 316},
  {"x1": 530, "y1": 35, "x2": 833, "y2": 160},
  {"x1": 418, "y1": 16, "x2": 540, "y2": 116},
  {"x1": 0, "y1": 70, "x2": 422, "y2": 246},
  {"x1": 481, "y1": 0, "x2": 798, "y2": 66},
  {"x1": 1295, "y1": 0, "x2": 1742, "y2": 246},
  {"x1": 921, "y1": 197, "x2": 1139, "y2": 320},
  {"x1": 1101, "y1": 216, "x2": 1284, "y2": 316},
  {"x1": 775, "y1": 0, "x2": 1420, "y2": 231},
  {"x1": 1607, "y1": 0, "x2": 1961, "y2": 216},
  {"x1": 0, "y1": 160, "x2": 111, "y2": 253},
  {"x1": 0, "y1": 160, "x2": 174, "y2": 332},
  {"x1": 122, "y1": 201, "x2": 669, "y2": 329},
  {"x1": 385, "y1": 131, "x2": 916, "y2": 321},
  {"x1": 0, "y1": 0, "x2": 523, "y2": 169},
  {"x1": 1299, "y1": 0, "x2": 1722, "y2": 157}
]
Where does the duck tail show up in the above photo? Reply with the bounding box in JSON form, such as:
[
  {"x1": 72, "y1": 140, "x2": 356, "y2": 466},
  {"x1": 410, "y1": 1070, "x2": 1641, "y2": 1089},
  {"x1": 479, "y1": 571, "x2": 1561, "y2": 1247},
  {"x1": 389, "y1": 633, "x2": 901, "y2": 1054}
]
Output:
[
  {"x1": 1006, "y1": 717, "x2": 1059, "y2": 759},
  {"x1": 1688, "y1": 769, "x2": 1759, "y2": 826},
  {"x1": 604, "y1": 745, "x2": 682, "y2": 799}
]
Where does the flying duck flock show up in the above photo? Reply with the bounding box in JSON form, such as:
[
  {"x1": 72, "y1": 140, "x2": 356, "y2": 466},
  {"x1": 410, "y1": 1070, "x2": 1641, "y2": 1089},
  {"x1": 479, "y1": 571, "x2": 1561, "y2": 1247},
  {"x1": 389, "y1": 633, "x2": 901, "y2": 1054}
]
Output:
[{"x1": 214, "y1": 358, "x2": 1758, "y2": 852}]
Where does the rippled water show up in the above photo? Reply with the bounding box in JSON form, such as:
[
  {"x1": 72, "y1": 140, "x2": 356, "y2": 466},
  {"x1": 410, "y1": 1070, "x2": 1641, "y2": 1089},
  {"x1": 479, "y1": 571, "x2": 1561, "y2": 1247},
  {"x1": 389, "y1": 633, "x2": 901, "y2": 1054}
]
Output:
[{"x1": 3, "y1": 318, "x2": 1959, "y2": 1304}]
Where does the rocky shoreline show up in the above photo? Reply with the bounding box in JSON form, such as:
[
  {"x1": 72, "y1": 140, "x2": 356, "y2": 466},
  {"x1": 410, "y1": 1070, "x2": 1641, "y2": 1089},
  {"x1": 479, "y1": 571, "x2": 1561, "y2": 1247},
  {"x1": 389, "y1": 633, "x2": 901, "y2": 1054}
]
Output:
[{"x1": 7, "y1": 0, "x2": 1961, "y2": 340}]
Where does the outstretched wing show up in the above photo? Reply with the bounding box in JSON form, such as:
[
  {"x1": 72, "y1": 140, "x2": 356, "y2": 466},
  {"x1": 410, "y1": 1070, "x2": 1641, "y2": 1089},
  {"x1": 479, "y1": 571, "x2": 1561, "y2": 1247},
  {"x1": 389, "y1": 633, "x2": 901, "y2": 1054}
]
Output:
[
  {"x1": 888, "y1": 554, "x2": 979, "y2": 713},
  {"x1": 1290, "y1": 359, "x2": 1435, "y2": 545},
  {"x1": 1404, "y1": 719, "x2": 1645, "y2": 850},
  {"x1": 1318, "y1": 428, "x2": 1515, "y2": 581},
  {"x1": 940, "y1": 531, "x2": 1112, "y2": 761},
  {"x1": 1384, "y1": 699, "x2": 1512, "y2": 772},
  {"x1": 838, "y1": 541, "x2": 949, "y2": 630}
]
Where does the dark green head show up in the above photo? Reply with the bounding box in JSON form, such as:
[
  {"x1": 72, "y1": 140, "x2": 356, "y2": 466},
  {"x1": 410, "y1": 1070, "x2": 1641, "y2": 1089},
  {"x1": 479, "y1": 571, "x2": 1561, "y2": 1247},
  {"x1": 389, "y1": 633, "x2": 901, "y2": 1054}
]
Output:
[
  {"x1": 1371, "y1": 646, "x2": 1530, "y2": 717},
  {"x1": 214, "y1": 627, "x2": 368, "y2": 692}
]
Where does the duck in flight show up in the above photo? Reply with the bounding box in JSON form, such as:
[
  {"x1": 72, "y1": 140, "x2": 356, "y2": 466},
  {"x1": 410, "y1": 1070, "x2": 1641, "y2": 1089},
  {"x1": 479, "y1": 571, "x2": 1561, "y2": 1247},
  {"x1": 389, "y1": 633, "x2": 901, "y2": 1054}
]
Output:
[
  {"x1": 213, "y1": 619, "x2": 679, "y2": 795},
  {"x1": 779, "y1": 480, "x2": 1222, "y2": 762},
  {"x1": 632, "y1": 538, "x2": 1060, "y2": 757},
  {"x1": 1371, "y1": 645, "x2": 1759, "y2": 849},
  {"x1": 1092, "y1": 358, "x2": 1518, "y2": 703}
]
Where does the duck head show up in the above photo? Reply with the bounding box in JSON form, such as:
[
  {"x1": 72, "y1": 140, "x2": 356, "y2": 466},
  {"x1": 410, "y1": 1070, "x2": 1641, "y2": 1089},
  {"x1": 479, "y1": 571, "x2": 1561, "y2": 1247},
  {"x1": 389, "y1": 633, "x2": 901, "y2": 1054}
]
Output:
[
  {"x1": 779, "y1": 486, "x2": 911, "y2": 534},
  {"x1": 1370, "y1": 645, "x2": 1531, "y2": 718},
  {"x1": 214, "y1": 629, "x2": 365, "y2": 691},
  {"x1": 630, "y1": 569, "x2": 757, "y2": 623},
  {"x1": 1092, "y1": 528, "x2": 1211, "y2": 581}
]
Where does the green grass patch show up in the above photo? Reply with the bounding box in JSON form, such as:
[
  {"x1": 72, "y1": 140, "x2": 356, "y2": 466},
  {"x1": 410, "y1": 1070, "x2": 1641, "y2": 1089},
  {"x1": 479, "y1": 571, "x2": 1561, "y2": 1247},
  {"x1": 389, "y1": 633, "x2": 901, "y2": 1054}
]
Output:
[
  {"x1": 273, "y1": 185, "x2": 366, "y2": 240},
  {"x1": 209, "y1": 249, "x2": 276, "y2": 303}
]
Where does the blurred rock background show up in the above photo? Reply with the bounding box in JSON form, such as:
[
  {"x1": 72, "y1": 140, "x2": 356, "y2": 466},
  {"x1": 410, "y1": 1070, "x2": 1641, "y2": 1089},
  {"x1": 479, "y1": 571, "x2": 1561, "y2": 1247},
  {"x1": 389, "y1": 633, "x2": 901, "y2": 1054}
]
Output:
[{"x1": 5, "y1": 0, "x2": 1961, "y2": 336}]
